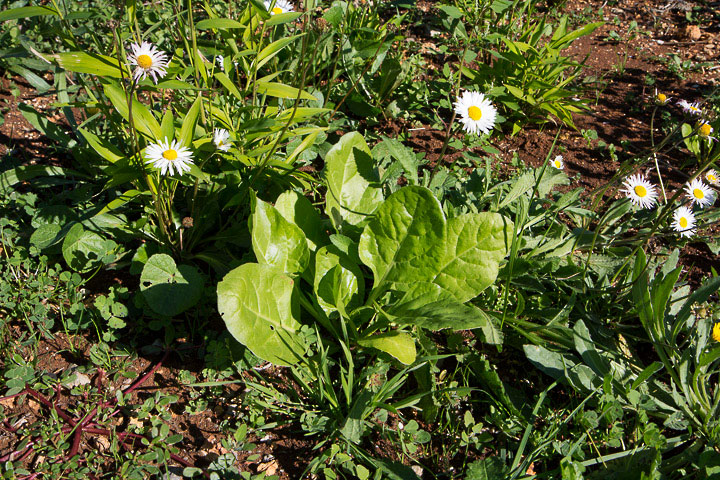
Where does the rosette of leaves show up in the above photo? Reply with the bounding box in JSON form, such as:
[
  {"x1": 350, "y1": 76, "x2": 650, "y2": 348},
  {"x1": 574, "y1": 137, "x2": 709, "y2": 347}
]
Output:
[{"x1": 217, "y1": 132, "x2": 513, "y2": 366}]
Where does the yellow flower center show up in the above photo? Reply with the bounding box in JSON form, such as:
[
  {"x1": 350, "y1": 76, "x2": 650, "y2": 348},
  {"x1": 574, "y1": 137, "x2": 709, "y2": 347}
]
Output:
[
  {"x1": 137, "y1": 54, "x2": 153, "y2": 69},
  {"x1": 699, "y1": 123, "x2": 712, "y2": 137},
  {"x1": 679, "y1": 217, "x2": 688, "y2": 228},
  {"x1": 657, "y1": 93, "x2": 666, "y2": 103},
  {"x1": 693, "y1": 188, "x2": 704, "y2": 199},
  {"x1": 468, "y1": 106, "x2": 483, "y2": 121},
  {"x1": 714, "y1": 323, "x2": 720, "y2": 343},
  {"x1": 708, "y1": 174, "x2": 717, "y2": 183},
  {"x1": 163, "y1": 149, "x2": 178, "y2": 161},
  {"x1": 272, "y1": 6, "x2": 283, "y2": 14},
  {"x1": 634, "y1": 185, "x2": 647, "y2": 197},
  {"x1": 690, "y1": 106, "x2": 700, "y2": 112},
  {"x1": 554, "y1": 160, "x2": 561, "y2": 168}
]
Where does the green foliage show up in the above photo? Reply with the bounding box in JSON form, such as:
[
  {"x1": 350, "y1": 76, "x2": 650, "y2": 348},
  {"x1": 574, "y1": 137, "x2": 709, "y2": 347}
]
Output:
[
  {"x1": 3, "y1": 0, "x2": 720, "y2": 476},
  {"x1": 218, "y1": 263, "x2": 305, "y2": 366},
  {"x1": 218, "y1": 132, "x2": 512, "y2": 368},
  {"x1": 140, "y1": 254, "x2": 205, "y2": 317},
  {"x1": 465, "y1": 15, "x2": 602, "y2": 132}
]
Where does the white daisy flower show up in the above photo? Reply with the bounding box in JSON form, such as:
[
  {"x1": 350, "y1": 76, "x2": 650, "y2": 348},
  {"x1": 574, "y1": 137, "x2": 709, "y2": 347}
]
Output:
[
  {"x1": 705, "y1": 169, "x2": 719, "y2": 186},
  {"x1": 678, "y1": 99, "x2": 702, "y2": 115},
  {"x1": 698, "y1": 122, "x2": 717, "y2": 143},
  {"x1": 654, "y1": 90, "x2": 670, "y2": 105},
  {"x1": 454, "y1": 90, "x2": 497, "y2": 136},
  {"x1": 215, "y1": 55, "x2": 225, "y2": 72},
  {"x1": 685, "y1": 178, "x2": 715, "y2": 208},
  {"x1": 621, "y1": 174, "x2": 658, "y2": 209},
  {"x1": 551, "y1": 155, "x2": 564, "y2": 169},
  {"x1": 145, "y1": 138, "x2": 194, "y2": 176},
  {"x1": 264, "y1": 0, "x2": 293, "y2": 14},
  {"x1": 213, "y1": 128, "x2": 232, "y2": 152},
  {"x1": 672, "y1": 206, "x2": 696, "y2": 238},
  {"x1": 128, "y1": 41, "x2": 170, "y2": 84}
]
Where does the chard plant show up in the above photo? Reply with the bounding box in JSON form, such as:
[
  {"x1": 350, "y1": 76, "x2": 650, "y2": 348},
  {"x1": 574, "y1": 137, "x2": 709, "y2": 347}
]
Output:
[{"x1": 216, "y1": 131, "x2": 512, "y2": 448}]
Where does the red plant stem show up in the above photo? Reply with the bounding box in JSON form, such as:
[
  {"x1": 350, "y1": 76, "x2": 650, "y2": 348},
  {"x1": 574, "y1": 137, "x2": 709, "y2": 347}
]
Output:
[
  {"x1": 3, "y1": 419, "x2": 18, "y2": 433},
  {"x1": 80, "y1": 349, "x2": 171, "y2": 429},
  {"x1": 69, "y1": 424, "x2": 83, "y2": 459},
  {"x1": 0, "y1": 426, "x2": 74, "y2": 463},
  {"x1": 0, "y1": 389, "x2": 28, "y2": 403},
  {"x1": 121, "y1": 349, "x2": 171, "y2": 398},
  {"x1": 0, "y1": 446, "x2": 31, "y2": 463},
  {"x1": 83, "y1": 426, "x2": 208, "y2": 477},
  {"x1": 24, "y1": 388, "x2": 76, "y2": 426},
  {"x1": 2, "y1": 349, "x2": 201, "y2": 476}
]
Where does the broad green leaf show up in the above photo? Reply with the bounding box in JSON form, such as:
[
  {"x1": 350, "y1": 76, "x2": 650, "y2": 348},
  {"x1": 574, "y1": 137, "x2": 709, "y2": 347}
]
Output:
[
  {"x1": 358, "y1": 331, "x2": 416, "y2": 365},
  {"x1": 215, "y1": 71, "x2": 243, "y2": 100},
  {"x1": 504, "y1": 84, "x2": 525, "y2": 100},
  {"x1": 358, "y1": 186, "x2": 444, "y2": 291},
  {"x1": 153, "y1": 79, "x2": 202, "y2": 90},
  {"x1": 7, "y1": 65, "x2": 51, "y2": 93},
  {"x1": 0, "y1": 6, "x2": 58, "y2": 21},
  {"x1": 195, "y1": 18, "x2": 246, "y2": 29},
  {"x1": 0, "y1": 165, "x2": 80, "y2": 194},
  {"x1": 256, "y1": 81, "x2": 317, "y2": 101},
  {"x1": 431, "y1": 213, "x2": 511, "y2": 303},
  {"x1": 30, "y1": 224, "x2": 62, "y2": 249},
  {"x1": 217, "y1": 263, "x2": 305, "y2": 366},
  {"x1": 96, "y1": 190, "x2": 145, "y2": 215},
  {"x1": 465, "y1": 457, "x2": 507, "y2": 480},
  {"x1": 314, "y1": 245, "x2": 363, "y2": 315},
  {"x1": 573, "y1": 320, "x2": 610, "y2": 377},
  {"x1": 470, "y1": 356, "x2": 523, "y2": 418},
  {"x1": 179, "y1": 94, "x2": 201, "y2": 147},
  {"x1": 19, "y1": 103, "x2": 75, "y2": 147},
  {"x1": 275, "y1": 190, "x2": 327, "y2": 250},
  {"x1": 160, "y1": 109, "x2": 174, "y2": 140},
  {"x1": 630, "y1": 362, "x2": 663, "y2": 390},
  {"x1": 62, "y1": 223, "x2": 117, "y2": 272},
  {"x1": 46, "y1": 52, "x2": 129, "y2": 78},
  {"x1": 360, "y1": 186, "x2": 512, "y2": 303},
  {"x1": 140, "y1": 254, "x2": 204, "y2": 317},
  {"x1": 524, "y1": 344, "x2": 597, "y2": 391},
  {"x1": 339, "y1": 417, "x2": 364, "y2": 445},
  {"x1": 256, "y1": 34, "x2": 302, "y2": 69},
  {"x1": 251, "y1": 194, "x2": 310, "y2": 275},
  {"x1": 79, "y1": 127, "x2": 125, "y2": 163},
  {"x1": 265, "y1": 11, "x2": 302, "y2": 26},
  {"x1": 324, "y1": 132, "x2": 383, "y2": 228},
  {"x1": 631, "y1": 250, "x2": 654, "y2": 334},
  {"x1": 192, "y1": 47, "x2": 208, "y2": 84},
  {"x1": 390, "y1": 287, "x2": 502, "y2": 343},
  {"x1": 32, "y1": 205, "x2": 76, "y2": 228},
  {"x1": 104, "y1": 82, "x2": 161, "y2": 139},
  {"x1": 372, "y1": 138, "x2": 419, "y2": 185},
  {"x1": 498, "y1": 171, "x2": 534, "y2": 209}
]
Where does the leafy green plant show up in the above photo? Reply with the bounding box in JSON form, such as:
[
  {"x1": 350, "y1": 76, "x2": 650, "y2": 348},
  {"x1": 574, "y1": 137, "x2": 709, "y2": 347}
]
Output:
[
  {"x1": 464, "y1": 15, "x2": 602, "y2": 133},
  {"x1": 215, "y1": 132, "x2": 512, "y2": 466}
]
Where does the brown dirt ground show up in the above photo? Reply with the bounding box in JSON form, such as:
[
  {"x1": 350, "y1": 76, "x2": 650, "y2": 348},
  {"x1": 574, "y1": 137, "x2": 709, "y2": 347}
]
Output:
[{"x1": 2, "y1": 0, "x2": 720, "y2": 478}]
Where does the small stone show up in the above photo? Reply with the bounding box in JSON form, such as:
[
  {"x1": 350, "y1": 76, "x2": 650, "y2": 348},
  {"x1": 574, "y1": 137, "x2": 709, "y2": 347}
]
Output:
[
  {"x1": 95, "y1": 436, "x2": 110, "y2": 452},
  {"x1": 684, "y1": 25, "x2": 701, "y2": 41},
  {"x1": 411, "y1": 465, "x2": 423, "y2": 477},
  {"x1": 258, "y1": 460, "x2": 279, "y2": 476},
  {"x1": 65, "y1": 366, "x2": 91, "y2": 388}
]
